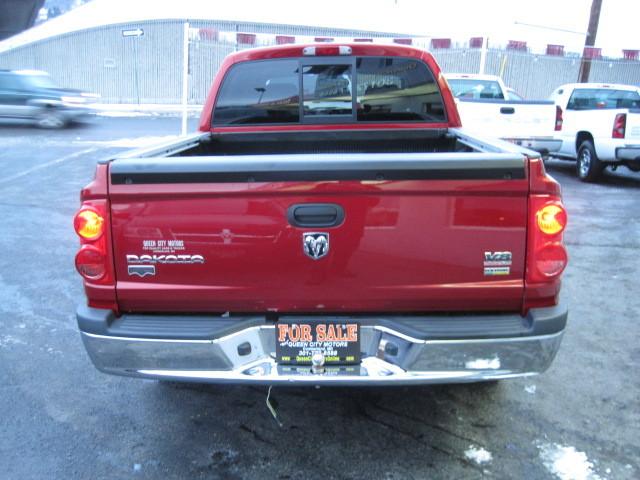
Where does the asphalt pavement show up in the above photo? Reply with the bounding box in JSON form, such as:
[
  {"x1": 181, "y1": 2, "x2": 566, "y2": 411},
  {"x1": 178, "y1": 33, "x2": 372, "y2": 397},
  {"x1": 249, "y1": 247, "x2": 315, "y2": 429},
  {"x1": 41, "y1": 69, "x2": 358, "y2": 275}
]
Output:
[{"x1": 0, "y1": 116, "x2": 638, "y2": 480}]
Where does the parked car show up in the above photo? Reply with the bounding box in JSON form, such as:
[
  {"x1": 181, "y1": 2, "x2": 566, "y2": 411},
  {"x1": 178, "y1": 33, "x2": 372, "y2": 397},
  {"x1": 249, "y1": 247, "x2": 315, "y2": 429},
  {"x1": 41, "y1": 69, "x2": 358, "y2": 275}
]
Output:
[
  {"x1": 445, "y1": 73, "x2": 561, "y2": 156},
  {"x1": 550, "y1": 83, "x2": 640, "y2": 181},
  {"x1": 0, "y1": 69, "x2": 97, "y2": 128},
  {"x1": 74, "y1": 43, "x2": 568, "y2": 386}
]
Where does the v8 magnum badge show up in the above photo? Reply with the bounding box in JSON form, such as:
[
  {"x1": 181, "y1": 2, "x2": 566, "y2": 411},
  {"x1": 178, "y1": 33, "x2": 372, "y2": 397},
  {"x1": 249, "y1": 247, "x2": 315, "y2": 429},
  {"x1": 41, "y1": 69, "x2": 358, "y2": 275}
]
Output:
[
  {"x1": 303, "y1": 233, "x2": 329, "y2": 260},
  {"x1": 483, "y1": 251, "x2": 512, "y2": 276}
]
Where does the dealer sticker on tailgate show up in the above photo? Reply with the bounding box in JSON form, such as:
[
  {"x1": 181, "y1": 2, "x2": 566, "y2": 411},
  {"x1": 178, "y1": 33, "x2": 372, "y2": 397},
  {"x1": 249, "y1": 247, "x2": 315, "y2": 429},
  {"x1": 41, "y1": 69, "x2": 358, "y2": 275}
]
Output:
[{"x1": 275, "y1": 321, "x2": 360, "y2": 365}]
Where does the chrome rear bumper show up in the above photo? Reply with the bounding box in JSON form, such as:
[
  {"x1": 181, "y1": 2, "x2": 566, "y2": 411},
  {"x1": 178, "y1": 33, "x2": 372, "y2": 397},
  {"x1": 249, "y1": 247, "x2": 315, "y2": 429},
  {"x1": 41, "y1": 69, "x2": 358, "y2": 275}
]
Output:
[
  {"x1": 79, "y1": 310, "x2": 566, "y2": 385},
  {"x1": 616, "y1": 146, "x2": 640, "y2": 162}
]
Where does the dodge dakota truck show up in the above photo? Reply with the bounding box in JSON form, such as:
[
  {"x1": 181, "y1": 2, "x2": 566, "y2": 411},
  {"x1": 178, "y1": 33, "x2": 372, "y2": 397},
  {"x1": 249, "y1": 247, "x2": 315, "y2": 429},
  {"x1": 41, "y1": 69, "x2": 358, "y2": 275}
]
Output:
[
  {"x1": 445, "y1": 73, "x2": 561, "y2": 156},
  {"x1": 74, "y1": 43, "x2": 568, "y2": 385}
]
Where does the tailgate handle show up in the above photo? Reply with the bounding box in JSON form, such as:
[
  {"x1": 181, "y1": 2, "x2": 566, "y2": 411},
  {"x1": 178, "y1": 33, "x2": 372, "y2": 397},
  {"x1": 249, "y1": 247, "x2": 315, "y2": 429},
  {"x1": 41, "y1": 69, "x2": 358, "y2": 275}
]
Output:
[
  {"x1": 500, "y1": 107, "x2": 516, "y2": 114},
  {"x1": 287, "y1": 204, "x2": 345, "y2": 228}
]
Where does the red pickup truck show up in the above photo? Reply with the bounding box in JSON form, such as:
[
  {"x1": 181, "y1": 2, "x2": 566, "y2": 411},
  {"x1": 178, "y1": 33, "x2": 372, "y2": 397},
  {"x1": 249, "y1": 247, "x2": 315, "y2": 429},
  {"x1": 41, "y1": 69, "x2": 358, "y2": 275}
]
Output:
[{"x1": 74, "y1": 43, "x2": 568, "y2": 385}]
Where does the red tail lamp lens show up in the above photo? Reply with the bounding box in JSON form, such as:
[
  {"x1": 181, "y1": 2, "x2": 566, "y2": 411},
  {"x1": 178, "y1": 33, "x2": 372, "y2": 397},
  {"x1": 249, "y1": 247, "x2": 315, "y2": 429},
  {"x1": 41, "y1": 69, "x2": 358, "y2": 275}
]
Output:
[
  {"x1": 74, "y1": 209, "x2": 104, "y2": 240},
  {"x1": 75, "y1": 246, "x2": 106, "y2": 280},
  {"x1": 554, "y1": 105, "x2": 563, "y2": 131},
  {"x1": 535, "y1": 243, "x2": 568, "y2": 278},
  {"x1": 612, "y1": 113, "x2": 626, "y2": 139},
  {"x1": 536, "y1": 204, "x2": 567, "y2": 235}
]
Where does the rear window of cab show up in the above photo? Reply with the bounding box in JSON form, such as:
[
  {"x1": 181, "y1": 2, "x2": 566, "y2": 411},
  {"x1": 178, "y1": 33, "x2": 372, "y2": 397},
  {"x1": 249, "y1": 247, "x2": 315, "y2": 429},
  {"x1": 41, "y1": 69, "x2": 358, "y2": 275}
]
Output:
[
  {"x1": 447, "y1": 79, "x2": 505, "y2": 100},
  {"x1": 567, "y1": 88, "x2": 640, "y2": 110},
  {"x1": 212, "y1": 57, "x2": 447, "y2": 125}
]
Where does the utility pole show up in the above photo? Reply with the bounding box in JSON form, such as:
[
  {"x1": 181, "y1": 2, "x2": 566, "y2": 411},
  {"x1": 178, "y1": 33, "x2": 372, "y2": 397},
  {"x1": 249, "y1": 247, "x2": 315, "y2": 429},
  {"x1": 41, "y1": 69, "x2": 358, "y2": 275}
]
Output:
[{"x1": 578, "y1": 0, "x2": 603, "y2": 83}]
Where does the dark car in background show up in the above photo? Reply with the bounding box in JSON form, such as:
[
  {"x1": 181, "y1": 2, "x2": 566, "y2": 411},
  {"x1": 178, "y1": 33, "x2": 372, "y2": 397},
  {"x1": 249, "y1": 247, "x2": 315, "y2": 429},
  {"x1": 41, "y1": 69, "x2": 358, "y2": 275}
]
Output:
[{"x1": 0, "y1": 69, "x2": 97, "y2": 128}]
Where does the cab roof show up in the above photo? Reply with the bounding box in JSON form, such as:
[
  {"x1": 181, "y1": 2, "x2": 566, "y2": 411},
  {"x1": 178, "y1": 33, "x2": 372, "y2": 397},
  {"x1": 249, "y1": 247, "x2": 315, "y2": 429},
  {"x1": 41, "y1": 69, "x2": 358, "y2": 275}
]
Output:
[
  {"x1": 218, "y1": 42, "x2": 436, "y2": 64},
  {"x1": 444, "y1": 73, "x2": 503, "y2": 82},
  {"x1": 555, "y1": 83, "x2": 640, "y2": 92}
]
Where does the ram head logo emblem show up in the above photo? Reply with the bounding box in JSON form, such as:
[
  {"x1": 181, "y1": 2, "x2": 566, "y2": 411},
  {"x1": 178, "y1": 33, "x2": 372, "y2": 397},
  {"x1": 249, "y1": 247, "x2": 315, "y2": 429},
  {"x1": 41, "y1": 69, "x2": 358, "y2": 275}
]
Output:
[{"x1": 303, "y1": 233, "x2": 329, "y2": 260}]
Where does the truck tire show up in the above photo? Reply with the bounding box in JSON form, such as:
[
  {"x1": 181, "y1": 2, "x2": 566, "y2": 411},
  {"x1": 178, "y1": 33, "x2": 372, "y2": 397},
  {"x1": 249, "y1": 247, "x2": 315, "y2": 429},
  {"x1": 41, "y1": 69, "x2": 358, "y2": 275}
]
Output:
[{"x1": 576, "y1": 140, "x2": 603, "y2": 182}]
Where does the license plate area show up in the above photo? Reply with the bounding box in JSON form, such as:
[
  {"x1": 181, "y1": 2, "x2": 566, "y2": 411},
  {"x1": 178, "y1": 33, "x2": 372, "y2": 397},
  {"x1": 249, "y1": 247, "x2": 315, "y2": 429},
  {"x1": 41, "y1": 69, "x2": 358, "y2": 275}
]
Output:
[
  {"x1": 278, "y1": 365, "x2": 362, "y2": 376},
  {"x1": 275, "y1": 321, "x2": 360, "y2": 365}
]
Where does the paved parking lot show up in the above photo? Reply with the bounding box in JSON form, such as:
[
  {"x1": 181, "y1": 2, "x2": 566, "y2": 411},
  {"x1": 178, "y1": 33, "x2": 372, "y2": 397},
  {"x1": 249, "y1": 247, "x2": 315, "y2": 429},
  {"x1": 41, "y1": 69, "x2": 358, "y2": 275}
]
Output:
[{"x1": 0, "y1": 117, "x2": 638, "y2": 480}]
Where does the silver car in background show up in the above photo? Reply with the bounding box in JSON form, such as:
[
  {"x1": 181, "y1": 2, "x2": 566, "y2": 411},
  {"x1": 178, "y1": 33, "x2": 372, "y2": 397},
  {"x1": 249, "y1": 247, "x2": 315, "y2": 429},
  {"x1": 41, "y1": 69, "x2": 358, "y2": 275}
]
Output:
[{"x1": 0, "y1": 69, "x2": 98, "y2": 128}]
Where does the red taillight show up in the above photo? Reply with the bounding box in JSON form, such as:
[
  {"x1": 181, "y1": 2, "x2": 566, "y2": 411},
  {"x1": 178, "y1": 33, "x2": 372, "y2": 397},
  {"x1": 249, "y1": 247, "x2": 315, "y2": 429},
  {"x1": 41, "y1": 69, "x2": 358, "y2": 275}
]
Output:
[
  {"x1": 535, "y1": 243, "x2": 568, "y2": 278},
  {"x1": 73, "y1": 208, "x2": 104, "y2": 241},
  {"x1": 73, "y1": 199, "x2": 112, "y2": 285},
  {"x1": 536, "y1": 203, "x2": 567, "y2": 235},
  {"x1": 524, "y1": 157, "x2": 568, "y2": 312},
  {"x1": 612, "y1": 113, "x2": 626, "y2": 139},
  {"x1": 554, "y1": 105, "x2": 563, "y2": 131},
  {"x1": 76, "y1": 164, "x2": 117, "y2": 311},
  {"x1": 75, "y1": 245, "x2": 106, "y2": 280},
  {"x1": 527, "y1": 197, "x2": 568, "y2": 283}
]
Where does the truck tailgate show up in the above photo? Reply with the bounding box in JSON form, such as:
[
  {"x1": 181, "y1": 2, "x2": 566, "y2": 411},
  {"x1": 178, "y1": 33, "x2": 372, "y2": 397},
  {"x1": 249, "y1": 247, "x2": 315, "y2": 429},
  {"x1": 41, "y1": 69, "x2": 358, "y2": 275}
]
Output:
[
  {"x1": 627, "y1": 111, "x2": 640, "y2": 141},
  {"x1": 455, "y1": 99, "x2": 556, "y2": 139},
  {"x1": 108, "y1": 153, "x2": 529, "y2": 313}
]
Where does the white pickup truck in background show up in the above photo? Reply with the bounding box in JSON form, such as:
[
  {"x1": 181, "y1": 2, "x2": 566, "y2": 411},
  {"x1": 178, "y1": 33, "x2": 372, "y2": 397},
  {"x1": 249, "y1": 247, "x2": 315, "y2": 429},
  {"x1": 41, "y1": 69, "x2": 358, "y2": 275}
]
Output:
[
  {"x1": 445, "y1": 74, "x2": 561, "y2": 156},
  {"x1": 549, "y1": 83, "x2": 640, "y2": 181}
]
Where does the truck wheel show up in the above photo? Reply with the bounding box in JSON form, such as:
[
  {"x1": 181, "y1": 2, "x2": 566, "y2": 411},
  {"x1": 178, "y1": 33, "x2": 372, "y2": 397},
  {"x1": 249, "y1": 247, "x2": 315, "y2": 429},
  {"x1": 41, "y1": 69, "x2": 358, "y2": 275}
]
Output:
[
  {"x1": 36, "y1": 110, "x2": 66, "y2": 129},
  {"x1": 576, "y1": 141, "x2": 603, "y2": 182}
]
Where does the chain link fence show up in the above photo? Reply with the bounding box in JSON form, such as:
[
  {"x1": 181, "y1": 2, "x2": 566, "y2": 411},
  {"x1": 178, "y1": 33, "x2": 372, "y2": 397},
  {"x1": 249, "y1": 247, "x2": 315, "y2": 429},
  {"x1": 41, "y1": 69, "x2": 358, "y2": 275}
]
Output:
[
  {"x1": 1, "y1": 19, "x2": 639, "y2": 104},
  {"x1": 431, "y1": 48, "x2": 640, "y2": 99}
]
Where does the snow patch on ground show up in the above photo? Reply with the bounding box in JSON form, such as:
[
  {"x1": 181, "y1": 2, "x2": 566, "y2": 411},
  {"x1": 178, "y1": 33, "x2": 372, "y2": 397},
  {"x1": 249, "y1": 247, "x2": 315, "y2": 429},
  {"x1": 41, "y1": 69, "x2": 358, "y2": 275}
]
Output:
[
  {"x1": 96, "y1": 111, "x2": 157, "y2": 118},
  {"x1": 525, "y1": 384, "x2": 537, "y2": 394},
  {"x1": 106, "y1": 136, "x2": 180, "y2": 148},
  {"x1": 538, "y1": 443, "x2": 602, "y2": 480},
  {"x1": 96, "y1": 111, "x2": 201, "y2": 118},
  {"x1": 0, "y1": 335, "x2": 26, "y2": 347},
  {"x1": 464, "y1": 445, "x2": 493, "y2": 465},
  {"x1": 73, "y1": 135, "x2": 179, "y2": 148},
  {"x1": 465, "y1": 356, "x2": 500, "y2": 369},
  {"x1": 91, "y1": 104, "x2": 202, "y2": 118}
]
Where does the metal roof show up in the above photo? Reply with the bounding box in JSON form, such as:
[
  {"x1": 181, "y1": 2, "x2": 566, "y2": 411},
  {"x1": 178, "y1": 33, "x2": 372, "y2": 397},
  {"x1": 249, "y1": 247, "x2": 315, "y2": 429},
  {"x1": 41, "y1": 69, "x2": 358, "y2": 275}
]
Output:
[{"x1": 0, "y1": 0, "x2": 420, "y2": 53}]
